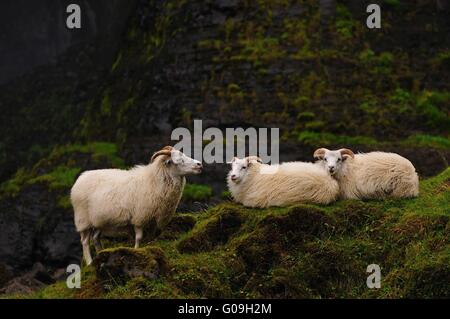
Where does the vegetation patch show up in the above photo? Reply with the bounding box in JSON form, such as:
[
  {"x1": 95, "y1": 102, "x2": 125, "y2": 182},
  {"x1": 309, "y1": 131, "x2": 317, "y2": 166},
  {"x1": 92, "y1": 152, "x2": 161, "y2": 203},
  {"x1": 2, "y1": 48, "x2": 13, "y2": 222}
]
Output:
[
  {"x1": 235, "y1": 205, "x2": 336, "y2": 273},
  {"x1": 94, "y1": 246, "x2": 167, "y2": 288},
  {"x1": 177, "y1": 207, "x2": 243, "y2": 253},
  {"x1": 0, "y1": 142, "x2": 124, "y2": 198},
  {"x1": 182, "y1": 184, "x2": 213, "y2": 201},
  {"x1": 158, "y1": 215, "x2": 197, "y2": 240}
]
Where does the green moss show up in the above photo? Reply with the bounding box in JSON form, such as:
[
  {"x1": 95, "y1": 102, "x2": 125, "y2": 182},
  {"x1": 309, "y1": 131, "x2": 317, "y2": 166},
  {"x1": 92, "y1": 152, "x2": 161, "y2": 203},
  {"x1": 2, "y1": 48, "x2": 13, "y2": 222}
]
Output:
[
  {"x1": 111, "y1": 52, "x2": 122, "y2": 72},
  {"x1": 416, "y1": 91, "x2": 450, "y2": 130},
  {"x1": 182, "y1": 184, "x2": 213, "y2": 201},
  {"x1": 45, "y1": 142, "x2": 124, "y2": 168},
  {"x1": 28, "y1": 166, "x2": 81, "y2": 190},
  {"x1": 0, "y1": 142, "x2": 124, "y2": 197},
  {"x1": 0, "y1": 168, "x2": 30, "y2": 195},
  {"x1": 404, "y1": 134, "x2": 450, "y2": 150},
  {"x1": 100, "y1": 90, "x2": 112, "y2": 116},
  {"x1": 158, "y1": 215, "x2": 196, "y2": 240},
  {"x1": 177, "y1": 207, "x2": 243, "y2": 253},
  {"x1": 383, "y1": 0, "x2": 401, "y2": 7},
  {"x1": 93, "y1": 246, "x2": 167, "y2": 288},
  {"x1": 298, "y1": 131, "x2": 378, "y2": 146},
  {"x1": 431, "y1": 50, "x2": 450, "y2": 67},
  {"x1": 57, "y1": 195, "x2": 72, "y2": 209},
  {"x1": 335, "y1": 4, "x2": 355, "y2": 40},
  {"x1": 297, "y1": 130, "x2": 450, "y2": 151},
  {"x1": 221, "y1": 190, "x2": 232, "y2": 200}
]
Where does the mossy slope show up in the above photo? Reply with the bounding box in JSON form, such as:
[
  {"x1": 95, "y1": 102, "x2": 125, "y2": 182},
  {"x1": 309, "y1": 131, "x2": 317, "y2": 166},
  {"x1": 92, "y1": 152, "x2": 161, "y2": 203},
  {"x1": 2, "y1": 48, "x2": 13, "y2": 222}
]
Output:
[{"x1": 28, "y1": 167, "x2": 449, "y2": 299}]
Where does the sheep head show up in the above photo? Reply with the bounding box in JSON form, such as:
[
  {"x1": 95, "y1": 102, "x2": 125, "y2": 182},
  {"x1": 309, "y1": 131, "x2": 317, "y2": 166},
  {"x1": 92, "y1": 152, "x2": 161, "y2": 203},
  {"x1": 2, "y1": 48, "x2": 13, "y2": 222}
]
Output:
[
  {"x1": 228, "y1": 156, "x2": 261, "y2": 184},
  {"x1": 151, "y1": 146, "x2": 202, "y2": 176},
  {"x1": 313, "y1": 147, "x2": 355, "y2": 176}
]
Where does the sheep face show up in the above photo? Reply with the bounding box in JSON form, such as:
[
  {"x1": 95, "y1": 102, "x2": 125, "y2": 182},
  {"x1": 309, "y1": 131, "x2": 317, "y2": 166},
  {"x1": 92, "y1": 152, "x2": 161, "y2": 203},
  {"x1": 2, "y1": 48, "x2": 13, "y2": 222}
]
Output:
[
  {"x1": 168, "y1": 150, "x2": 203, "y2": 176},
  {"x1": 313, "y1": 148, "x2": 355, "y2": 176},
  {"x1": 228, "y1": 156, "x2": 261, "y2": 184}
]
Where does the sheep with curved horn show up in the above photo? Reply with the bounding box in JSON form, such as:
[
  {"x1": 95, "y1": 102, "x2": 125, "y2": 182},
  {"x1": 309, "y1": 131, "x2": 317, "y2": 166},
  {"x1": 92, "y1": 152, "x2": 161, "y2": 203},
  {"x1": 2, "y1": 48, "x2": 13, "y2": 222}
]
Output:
[
  {"x1": 71, "y1": 146, "x2": 202, "y2": 265},
  {"x1": 313, "y1": 148, "x2": 419, "y2": 200}
]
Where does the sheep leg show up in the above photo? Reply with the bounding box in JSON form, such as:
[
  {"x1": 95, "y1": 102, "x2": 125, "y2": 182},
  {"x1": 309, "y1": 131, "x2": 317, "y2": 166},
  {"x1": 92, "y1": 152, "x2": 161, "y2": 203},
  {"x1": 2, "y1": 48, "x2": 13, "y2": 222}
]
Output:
[
  {"x1": 134, "y1": 226, "x2": 143, "y2": 249},
  {"x1": 80, "y1": 229, "x2": 93, "y2": 266},
  {"x1": 93, "y1": 229, "x2": 103, "y2": 252}
]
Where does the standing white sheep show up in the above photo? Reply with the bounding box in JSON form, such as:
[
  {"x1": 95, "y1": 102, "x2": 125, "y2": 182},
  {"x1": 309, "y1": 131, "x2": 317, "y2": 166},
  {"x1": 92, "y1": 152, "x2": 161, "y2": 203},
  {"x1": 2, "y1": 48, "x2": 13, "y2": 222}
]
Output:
[
  {"x1": 227, "y1": 156, "x2": 339, "y2": 207},
  {"x1": 71, "y1": 146, "x2": 202, "y2": 265},
  {"x1": 313, "y1": 148, "x2": 419, "y2": 200}
]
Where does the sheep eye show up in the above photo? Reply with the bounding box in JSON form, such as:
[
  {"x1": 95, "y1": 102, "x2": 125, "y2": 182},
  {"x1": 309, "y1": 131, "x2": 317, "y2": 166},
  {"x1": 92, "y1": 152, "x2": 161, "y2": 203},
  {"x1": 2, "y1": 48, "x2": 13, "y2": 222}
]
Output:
[
  {"x1": 324, "y1": 158, "x2": 327, "y2": 162},
  {"x1": 337, "y1": 158, "x2": 341, "y2": 162},
  {"x1": 242, "y1": 166, "x2": 247, "y2": 170}
]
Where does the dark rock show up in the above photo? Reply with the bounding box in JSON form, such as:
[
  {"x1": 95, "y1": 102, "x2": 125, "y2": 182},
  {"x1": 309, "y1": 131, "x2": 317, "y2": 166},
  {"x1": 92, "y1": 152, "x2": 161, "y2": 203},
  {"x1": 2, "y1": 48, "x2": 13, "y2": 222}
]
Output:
[
  {"x1": 0, "y1": 0, "x2": 138, "y2": 84},
  {"x1": 0, "y1": 262, "x2": 54, "y2": 295},
  {"x1": 0, "y1": 184, "x2": 81, "y2": 272},
  {"x1": 0, "y1": 263, "x2": 13, "y2": 288},
  {"x1": 52, "y1": 268, "x2": 68, "y2": 282},
  {"x1": 0, "y1": 276, "x2": 46, "y2": 295}
]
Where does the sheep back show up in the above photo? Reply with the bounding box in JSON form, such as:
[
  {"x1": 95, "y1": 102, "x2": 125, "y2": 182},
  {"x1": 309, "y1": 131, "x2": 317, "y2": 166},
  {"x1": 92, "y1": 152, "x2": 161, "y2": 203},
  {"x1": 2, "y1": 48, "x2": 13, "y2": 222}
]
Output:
[
  {"x1": 71, "y1": 162, "x2": 185, "y2": 233},
  {"x1": 338, "y1": 152, "x2": 419, "y2": 199}
]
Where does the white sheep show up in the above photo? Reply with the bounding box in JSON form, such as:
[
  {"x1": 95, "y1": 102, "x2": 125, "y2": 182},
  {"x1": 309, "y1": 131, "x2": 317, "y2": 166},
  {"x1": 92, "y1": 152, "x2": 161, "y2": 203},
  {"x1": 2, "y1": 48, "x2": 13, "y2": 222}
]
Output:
[
  {"x1": 227, "y1": 156, "x2": 339, "y2": 208},
  {"x1": 71, "y1": 146, "x2": 202, "y2": 265},
  {"x1": 313, "y1": 148, "x2": 419, "y2": 200}
]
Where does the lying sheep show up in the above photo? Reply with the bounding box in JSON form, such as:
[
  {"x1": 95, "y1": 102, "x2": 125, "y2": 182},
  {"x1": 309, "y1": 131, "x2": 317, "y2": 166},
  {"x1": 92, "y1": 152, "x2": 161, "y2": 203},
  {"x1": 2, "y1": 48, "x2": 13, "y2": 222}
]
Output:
[
  {"x1": 227, "y1": 156, "x2": 339, "y2": 207},
  {"x1": 313, "y1": 148, "x2": 419, "y2": 200},
  {"x1": 71, "y1": 146, "x2": 202, "y2": 265}
]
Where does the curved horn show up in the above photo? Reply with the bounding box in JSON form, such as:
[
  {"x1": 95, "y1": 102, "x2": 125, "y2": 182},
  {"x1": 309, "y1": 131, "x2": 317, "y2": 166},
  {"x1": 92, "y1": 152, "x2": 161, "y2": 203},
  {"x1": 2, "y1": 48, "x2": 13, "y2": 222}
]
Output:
[
  {"x1": 247, "y1": 156, "x2": 263, "y2": 163},
  {"x1": 151, "y1": 146, "x2": 173, "y2": 163},
  {"x1": 339, "y1": 148, "x2": 355, "y2": 159},
  {"x1": 313, "y1": 148, "x2": 328, "y2": 160}
]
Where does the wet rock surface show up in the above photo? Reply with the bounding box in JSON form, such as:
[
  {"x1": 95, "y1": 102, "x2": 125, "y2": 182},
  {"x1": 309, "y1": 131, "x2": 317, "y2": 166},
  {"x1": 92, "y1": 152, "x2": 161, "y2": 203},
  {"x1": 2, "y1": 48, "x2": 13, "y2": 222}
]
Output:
[
  {"x1": 0, "y1": 263, "x2": 55, "y2": 295},
  {"x1": 0, "y1": 184, "x2": 80, "y2": 272}
]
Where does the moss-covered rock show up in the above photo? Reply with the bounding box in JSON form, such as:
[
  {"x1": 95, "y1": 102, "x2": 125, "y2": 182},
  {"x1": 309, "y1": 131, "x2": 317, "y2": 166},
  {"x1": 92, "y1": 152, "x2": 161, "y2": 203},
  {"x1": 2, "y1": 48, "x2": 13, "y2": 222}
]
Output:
[
  {"x1": 236, "y1": 205, "x2": 335, "y2": 273},
  {"x1": 157, "y1": 215, "x2": 196, "y2": 240},
  {"x1": 177, "y1": 206, "x2": 243, "y2": 253},
  {"x1": 94, "y1": 247, "x2": 167, "y2": 287}
]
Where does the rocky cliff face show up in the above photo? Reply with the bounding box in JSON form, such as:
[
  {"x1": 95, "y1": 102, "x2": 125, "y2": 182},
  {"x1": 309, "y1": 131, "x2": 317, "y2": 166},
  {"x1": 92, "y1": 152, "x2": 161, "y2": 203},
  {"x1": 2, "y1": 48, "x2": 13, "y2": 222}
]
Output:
[
  {"x1": 0, "y1": 0, "x2": 137, "y2": 84},
  {"x1": 0, "y1": 0, "x2": 449, "y2": 295}
]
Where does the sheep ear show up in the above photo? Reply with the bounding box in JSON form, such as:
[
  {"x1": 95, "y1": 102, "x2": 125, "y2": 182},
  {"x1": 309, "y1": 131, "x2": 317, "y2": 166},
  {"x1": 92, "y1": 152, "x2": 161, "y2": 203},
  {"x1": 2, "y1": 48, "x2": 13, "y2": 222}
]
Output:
[
  {"x1": 313, "y1": 148, "x2": 327, "y2": 160},
  {"x1": 250, "y1": 156, "x2": 262, "y2": 163},
  {"x1": 227, "y1": 157, "x2": 237, "y2": 164},
  {"x1": 339, "y1": 148, "x2": 355, "y2": 160},
  {"x1": 246, "y1": 156, "x2": 261, "y2": 165}
]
